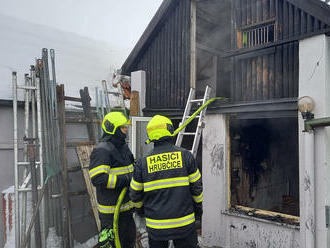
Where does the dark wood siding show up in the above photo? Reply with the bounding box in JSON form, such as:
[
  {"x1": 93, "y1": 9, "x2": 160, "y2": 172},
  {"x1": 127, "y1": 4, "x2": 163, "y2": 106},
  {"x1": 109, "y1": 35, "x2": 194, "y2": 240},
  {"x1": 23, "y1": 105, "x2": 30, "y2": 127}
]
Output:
[
  {"x1": 230, "y1": 0, "x2": 329, "y2": 103},
  {"x1": 129, "y1": 0, "x2": 191, "y2": 109},
  {"x1": 234, "y1": 0, "x2": 329, "y2": 43},
  {"x1": 231, "y1": 41, "x2": 298, "y2": 102}
]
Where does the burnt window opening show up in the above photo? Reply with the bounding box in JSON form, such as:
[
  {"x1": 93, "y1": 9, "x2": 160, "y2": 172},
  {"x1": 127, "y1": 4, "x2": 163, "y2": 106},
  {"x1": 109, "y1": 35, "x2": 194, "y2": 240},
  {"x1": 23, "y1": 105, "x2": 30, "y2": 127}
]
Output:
[
  {"x1": 230, "y1": 117, "x2": 299, "y2": 217},
  {"x1": 240, "y1": 21, "x2": 275, "y2": 48}
]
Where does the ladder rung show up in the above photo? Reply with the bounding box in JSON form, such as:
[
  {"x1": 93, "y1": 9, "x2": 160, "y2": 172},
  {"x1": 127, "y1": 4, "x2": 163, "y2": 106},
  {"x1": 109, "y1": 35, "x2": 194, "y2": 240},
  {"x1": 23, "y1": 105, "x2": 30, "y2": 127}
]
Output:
[
  {"x1": 64, "y1": 96, "x2": 82, "y2": 102},
  {"x1": 17, "y1": 85, "x2": 37, "y2": 90},
  {"x1": 18, "y1": 161, "x2": 41, "y2": 166},
  {"x1": 68, "y1": 190, "x2": 87, "y2": 197},
  {"x1": 51, "y1": 194, "x2": 62, "y2": 199},
  {"x1": 65, "y1": 117, "x2": 100, "y2": 124},
  {"x1": 18, "y1": 186, "x2": 42, "y2": 192},
  {"x1": 66, "y1": 141, "x2": 95, "y2": 147},
  {"x1": 180, "y1": 132, "x2": 196, "y2": 135},
  {"x1": 67, "y1": 165, "x2": 82, "y2": 173},
  {"x1": 107, "y1": 92, "x2": 120, "y2": 95},
  {"x1": 185, "y1": 115, "x2": 201, "y2": 119},
  {"x1": 189, "y1": 99, "x2": 203, "y2": 103}
]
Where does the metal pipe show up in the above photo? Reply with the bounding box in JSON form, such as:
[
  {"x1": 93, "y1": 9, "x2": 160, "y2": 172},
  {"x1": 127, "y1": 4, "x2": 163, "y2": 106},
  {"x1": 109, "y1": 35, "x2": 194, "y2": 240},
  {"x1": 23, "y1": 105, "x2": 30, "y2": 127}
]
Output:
[
  {"x1": 13, "y1": 71, "x2": 20, "y2": 248},
  {"x1": 27, "y1": 140, "x2": 41, "y2": 247},
  {"x1": 22, "y1": 184, "x2": 47, "y2": 248},
  {"x1": 100, "y1": 90, "x2": 105, "y2": 118},
  {"x1": 102, "y1": 80, "x2": 110, "y2": 113},
  {"x1": 305, "y1": 117, "x2": 330, "y2": 131},
  {"x1": 21, "y1": 74, "x2": 30, "y2": 245},
  {"x1": 303, "y1": 131, "x2": 315, "y2": 248},
  {"x1": 36, "y1": 73, "x2": 44, "y2": 198}
]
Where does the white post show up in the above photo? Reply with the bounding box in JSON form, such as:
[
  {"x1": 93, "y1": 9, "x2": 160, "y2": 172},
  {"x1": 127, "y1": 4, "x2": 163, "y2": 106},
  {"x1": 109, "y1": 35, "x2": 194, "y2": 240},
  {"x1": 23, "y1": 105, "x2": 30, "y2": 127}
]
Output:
[
  {"x1": 131, "y1": 70, "x2": 146, "y2": 116},
  {"x1": 302, "y1": 131, "x2": 315, "y2": 248}
]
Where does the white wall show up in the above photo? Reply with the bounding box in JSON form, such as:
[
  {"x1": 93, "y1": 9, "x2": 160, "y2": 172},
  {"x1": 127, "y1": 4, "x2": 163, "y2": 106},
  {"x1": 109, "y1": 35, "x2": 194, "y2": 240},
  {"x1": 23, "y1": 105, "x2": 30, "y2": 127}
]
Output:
[
  {"x1": 299, "y1": 34, "x2": 330, "y2": 248},
  {"x1": 202, "y1": 114, "x2": 227, "y2": 247},
  {"x1": 0, "y1": 14, "x2": 125, "y2": 102}
]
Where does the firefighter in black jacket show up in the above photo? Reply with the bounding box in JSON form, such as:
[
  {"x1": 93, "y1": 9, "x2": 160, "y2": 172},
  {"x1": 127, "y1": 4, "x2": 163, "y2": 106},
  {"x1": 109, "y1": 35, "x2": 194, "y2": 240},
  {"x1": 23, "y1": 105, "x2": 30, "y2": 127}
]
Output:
[
  {"x1": 129, "y1": 115, "x2": 203, "y2": 248},
  {"x1": 89, "y1": 112, "x2": 136, "y2": 248}
]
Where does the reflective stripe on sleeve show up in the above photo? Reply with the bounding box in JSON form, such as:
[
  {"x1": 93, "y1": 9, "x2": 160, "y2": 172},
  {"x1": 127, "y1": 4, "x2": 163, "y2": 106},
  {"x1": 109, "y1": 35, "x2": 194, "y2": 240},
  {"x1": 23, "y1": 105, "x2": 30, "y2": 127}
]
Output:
[
  {"x1": 106, "y1": 174, "x2": 117, "y2": 189},
  {"x1": 188, "y1": 169, "x2": 201, "y2": 183},
  {"x1": 130, "y1": 178, "x2": 143, "y2": 191},
  {"x1": 143, "y1": 177, "x2": 189, "y2": 192},
  {"x1": 146, "y1": 213, "x2": 195, "y2": 229},
  {"x1": 192, "y1": 192, "x2": 203, "y2": 203},
  {"x1": 89, "y1": 165, "x2": 111, "y2": 178},
  {"x1": 109, "y1": 164, "x2": 134, "y2": 175},
  {"x1": 132, "y1": 201, "x2": 143, "y2": 208},
  {"x1": 98, "y1": 201, "x2": 134, "y2": 214}
]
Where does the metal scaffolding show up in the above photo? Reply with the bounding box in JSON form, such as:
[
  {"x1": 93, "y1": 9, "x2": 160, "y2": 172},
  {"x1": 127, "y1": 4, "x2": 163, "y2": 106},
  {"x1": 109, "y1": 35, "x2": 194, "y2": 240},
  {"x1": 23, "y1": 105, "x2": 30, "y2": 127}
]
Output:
[{"x1": 12, "y1": 48, "x2": 63, "y2": 248}]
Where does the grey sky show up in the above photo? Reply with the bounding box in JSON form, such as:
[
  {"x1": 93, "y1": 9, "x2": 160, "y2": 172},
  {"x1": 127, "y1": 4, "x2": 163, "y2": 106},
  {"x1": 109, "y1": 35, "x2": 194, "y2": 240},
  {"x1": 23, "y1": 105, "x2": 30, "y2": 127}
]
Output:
[{"x1": 0, "y1": 0, "x2": 163, "y2": 56}]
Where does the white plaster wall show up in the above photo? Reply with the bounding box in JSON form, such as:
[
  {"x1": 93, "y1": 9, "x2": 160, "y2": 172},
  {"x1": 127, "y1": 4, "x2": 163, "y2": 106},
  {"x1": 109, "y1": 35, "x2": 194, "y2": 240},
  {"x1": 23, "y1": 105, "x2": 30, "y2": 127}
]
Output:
[
  {"x1": 299, "y1": 34, "x2": 330, "y2": 248},
  {"x1": 202, "y1": 114, "x2": 227, "y2": 247},
  {"x1": 224, "y1": 215, "x2": 299, "y2": 248}
]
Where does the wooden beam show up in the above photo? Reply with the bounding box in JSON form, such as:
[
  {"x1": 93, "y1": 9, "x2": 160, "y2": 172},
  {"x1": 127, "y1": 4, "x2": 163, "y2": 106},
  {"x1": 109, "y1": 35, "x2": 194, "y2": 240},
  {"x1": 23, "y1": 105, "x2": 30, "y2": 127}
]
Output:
[
  {"x1": 190, "y1": 0, "x2": 197, "y2": 89},
  {"x1": 66, "y1": 141, "x2": 95, "y2": 147},
  {"x1": 76, "y1": 145, "x2": 101, "y2": 232},
  {"x1": 234, "y1": 205, "x2": 300, "y2": 224},
  {"x1": 65, "y1": 117, "x2": 100, "y2": 124}
]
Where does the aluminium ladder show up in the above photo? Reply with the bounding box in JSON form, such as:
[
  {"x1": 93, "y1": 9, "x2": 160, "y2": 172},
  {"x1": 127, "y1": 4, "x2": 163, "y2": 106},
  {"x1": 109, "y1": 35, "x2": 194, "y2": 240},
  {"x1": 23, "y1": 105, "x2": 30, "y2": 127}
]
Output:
[
  {"x1": 175, "y1": 85, "x2": 212, "y2": 158},
  {"x1": 13, "y1": 69, "x2": 44, "y2": 248}
]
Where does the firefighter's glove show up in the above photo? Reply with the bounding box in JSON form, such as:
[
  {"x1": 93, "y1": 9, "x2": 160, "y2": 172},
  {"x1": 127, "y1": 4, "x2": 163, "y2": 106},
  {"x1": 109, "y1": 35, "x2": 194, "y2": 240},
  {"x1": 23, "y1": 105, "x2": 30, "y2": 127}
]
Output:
[
  {"x1": 98, "y1": 228, "x2": 115, "y2": 248},
  {"x1": 194, "y1": 203, "x2": 203, "y2": 219}
]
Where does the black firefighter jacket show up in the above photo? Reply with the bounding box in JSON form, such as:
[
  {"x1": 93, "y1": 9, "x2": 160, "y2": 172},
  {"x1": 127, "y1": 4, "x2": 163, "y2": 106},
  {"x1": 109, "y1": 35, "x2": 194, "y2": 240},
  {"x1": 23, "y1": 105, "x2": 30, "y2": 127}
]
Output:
[
  {"x1": 129, "y1": 140, "x2": 203, "y2": 241},
  {"x1": 89, "y1": 136, "x2": 134, "y2": 217}
]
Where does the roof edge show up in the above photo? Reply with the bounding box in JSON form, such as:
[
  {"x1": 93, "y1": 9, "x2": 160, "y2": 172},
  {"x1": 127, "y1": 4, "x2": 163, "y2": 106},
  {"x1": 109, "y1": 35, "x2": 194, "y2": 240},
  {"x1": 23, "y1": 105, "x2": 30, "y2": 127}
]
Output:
[
  {"x1": 121, "y1": 0, "x2": 177, "y2": 74},
  {"x1": 286, "y1": 0, "x2": 330, "y2": 25}
]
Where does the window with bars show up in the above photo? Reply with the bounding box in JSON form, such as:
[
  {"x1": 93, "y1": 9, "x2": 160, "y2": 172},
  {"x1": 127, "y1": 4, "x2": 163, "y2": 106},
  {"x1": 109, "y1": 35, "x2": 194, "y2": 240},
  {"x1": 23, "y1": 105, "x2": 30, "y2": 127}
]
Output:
[{"x1": 241, "y1": 22, "x2": 275, "y2": 48}]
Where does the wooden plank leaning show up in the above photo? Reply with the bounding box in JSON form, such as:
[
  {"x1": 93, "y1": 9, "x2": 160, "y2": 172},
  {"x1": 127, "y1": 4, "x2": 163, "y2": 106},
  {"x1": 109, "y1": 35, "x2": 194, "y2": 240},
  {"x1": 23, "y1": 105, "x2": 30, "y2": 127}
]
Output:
[{"x1": 75, "y1": 145, "x2": 101, "y2": 232}]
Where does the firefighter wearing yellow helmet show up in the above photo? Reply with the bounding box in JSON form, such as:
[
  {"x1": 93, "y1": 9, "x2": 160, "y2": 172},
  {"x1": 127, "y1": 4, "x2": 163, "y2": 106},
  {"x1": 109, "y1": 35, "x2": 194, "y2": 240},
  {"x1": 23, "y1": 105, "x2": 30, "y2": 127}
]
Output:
[
  {"x1": 89, "y1": 112, "x2": 136, "y2": 247},
  {"x1": 130, "y1": 115, "x2": 203, "y2": 248}
]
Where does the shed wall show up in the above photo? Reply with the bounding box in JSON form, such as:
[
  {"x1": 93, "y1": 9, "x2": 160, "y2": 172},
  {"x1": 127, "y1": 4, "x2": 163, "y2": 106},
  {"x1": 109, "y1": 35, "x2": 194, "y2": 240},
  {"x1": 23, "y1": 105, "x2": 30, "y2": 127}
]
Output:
[{"x1": 129, "y1": 0, "x2": 191, "y2": 109}]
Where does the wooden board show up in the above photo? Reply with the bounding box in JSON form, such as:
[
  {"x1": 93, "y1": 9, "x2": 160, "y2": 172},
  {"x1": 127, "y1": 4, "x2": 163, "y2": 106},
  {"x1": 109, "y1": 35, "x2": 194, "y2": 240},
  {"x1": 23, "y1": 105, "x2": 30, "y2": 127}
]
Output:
[
  {"x1": 130, "y1": 91, "x2": 140, "y2": 116},
  {"x1": 75, "y1": 145, "x2": 101, "y2": 232}
]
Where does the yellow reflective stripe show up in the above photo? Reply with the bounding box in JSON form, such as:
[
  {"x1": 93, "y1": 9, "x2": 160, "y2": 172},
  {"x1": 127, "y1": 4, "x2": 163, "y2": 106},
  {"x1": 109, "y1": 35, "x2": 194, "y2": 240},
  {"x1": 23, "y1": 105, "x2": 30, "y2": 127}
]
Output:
[
  {"x1": 144, "y1": 177, "x2": 189, "y2": 192},
  {"x1": 146, "y1": 213, "x2": 195, "y2": 229},
  {"x1": 98, "y1": 201, "x2": 134, "y2": 214},
  {"x1": 188, "y1": 169, "x2": 201, "y2": 183},
  {"x1": 130, "y1": 178, "x2": 143, "y2": 191},
  {"x1": 110, "y1": 164, "x2": 134, "y2": 175},
  {"x1": 89, "y1": 165, "x2": 111, "y2": 178},
  {"x1": 106, "y1": 174, "x2": 117, "y2": 189},
  {"x1": 192, "y1": 192, "x2": 203, "y2": 203},
  {"x1": 132, "y1": 201, "x2": 143, "y2": 208}
]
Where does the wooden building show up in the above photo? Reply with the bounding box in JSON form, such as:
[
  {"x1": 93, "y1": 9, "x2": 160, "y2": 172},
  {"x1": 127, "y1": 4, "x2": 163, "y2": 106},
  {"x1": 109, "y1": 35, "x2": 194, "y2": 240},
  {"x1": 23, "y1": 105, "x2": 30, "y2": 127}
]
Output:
[{"x1": 122, "y1": 0, "x2": 330, "y2": 247}]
